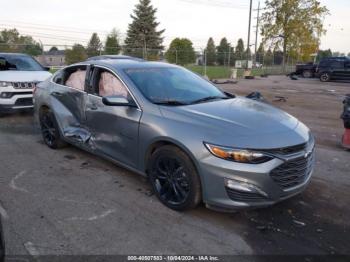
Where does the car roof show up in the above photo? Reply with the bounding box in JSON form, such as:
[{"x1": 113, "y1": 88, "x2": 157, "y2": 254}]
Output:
[
  {"x1": 84, "y1": 57, "x2": 178, "y2": 70},
  {"x1": 320, "y1": 56, "x2": 349, "y2": 61},
  {"x1": 86, "y1": 55, "x2": 145, "y2": 62},
  {"x1": 0, "y1": 52, "x2": 32, "y2": 58}
]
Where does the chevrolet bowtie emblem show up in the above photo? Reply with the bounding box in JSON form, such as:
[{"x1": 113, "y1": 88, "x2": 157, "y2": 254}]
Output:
[{"x1": 304, "y1": 149, "x2": 312, "y2": 158}]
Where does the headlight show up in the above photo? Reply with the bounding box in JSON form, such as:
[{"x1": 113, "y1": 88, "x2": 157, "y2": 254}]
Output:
[
  {"x1": 204, "y1": 143, "x2": 273, "y2": 164},
  {"x1": 0, "y1": 81, "x2": 11, "y2": 87}
]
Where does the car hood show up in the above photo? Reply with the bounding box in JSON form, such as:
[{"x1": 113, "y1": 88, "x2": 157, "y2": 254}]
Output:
[
  {"x1": 0, "y1": 71, "x2": 52, "y2": 82},
  {"x1": 160, "y1": 97, "x2": 310, "y2": 148}
]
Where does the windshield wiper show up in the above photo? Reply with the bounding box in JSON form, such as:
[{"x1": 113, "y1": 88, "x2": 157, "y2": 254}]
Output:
[
  {"x1": 153, "y1": 100, "x2": 188, "y2": 106},
  {"x1": 190, "y1": 96, "x2": 228, "y2": 104}
]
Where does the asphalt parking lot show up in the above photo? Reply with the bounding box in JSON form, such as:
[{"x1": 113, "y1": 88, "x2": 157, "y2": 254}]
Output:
[{"x1": 0, "y1": 75, "x2": 349, "y2": 257}]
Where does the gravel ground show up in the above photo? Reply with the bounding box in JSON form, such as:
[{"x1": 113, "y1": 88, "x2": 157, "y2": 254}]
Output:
[{"x1": 0, "y1": 75, "x2": 349, "y2": 258}]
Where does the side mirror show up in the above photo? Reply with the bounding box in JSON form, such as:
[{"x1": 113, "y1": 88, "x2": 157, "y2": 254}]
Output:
[
  {"x1": 44, "y1": 67, "x2": 51, "y2": 71},
  {"x1": 102, "y1": 96, "x2": 134, "y2": 107}
]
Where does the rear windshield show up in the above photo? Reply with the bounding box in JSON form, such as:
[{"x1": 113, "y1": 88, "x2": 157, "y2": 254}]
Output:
[{"x1": 0, "y1": 55, "x2": 44, "y2": 71}]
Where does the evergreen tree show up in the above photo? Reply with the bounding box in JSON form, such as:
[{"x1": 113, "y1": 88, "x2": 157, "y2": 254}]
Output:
[
  {"x1": 235, "y1": 39, "x2": 245, "y2": 61},
  {"x1": 65, "y1": 44, "x2": 87, "y2": 64},
  {"x1": 124, "y1": 0, "x2": 165, "y2": 59},
  {"x1": 205, "y1": 37, "x2": 216, "y2": 66},
  {"x1": 86, "y1": 33, "x2": 102, "y2": 57},
  {"x1": 216, "y1": 38, "x2": 231, "y2": 66},
  {"x1": 245, "y1": 47, "x2": 252, "y2": 61},
  {"x1": 256, "y1": 43, "x2": 265, "y2": 64},
  {"x1": 264, "y1": 49, "x2": 274, "y2": 65},
  {"x1": 228, "y1": 46, "x2": 235, "y2": 66},
  {"x1": 104, "y1": 29, "x2": 121, "y2": 55},
  {"x1": 165, "y1": 38, "x2": 196, "y2": 65}
]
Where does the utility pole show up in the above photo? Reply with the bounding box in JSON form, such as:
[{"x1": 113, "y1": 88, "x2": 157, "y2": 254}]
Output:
[
  {"x1": 254, "y1": 1, "x2": 261, "y2": 65},
  {"x1": 246, "y1": 0, "x2": 253, "y2": 70}
]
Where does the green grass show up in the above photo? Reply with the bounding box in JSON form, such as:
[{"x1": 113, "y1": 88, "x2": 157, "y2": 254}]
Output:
[
  {"x1": 185, "y1": 65, "x2": 294, "y2": 79},
  {"x1": 185, "y1": 65, "x2": 232, "y2": 79}
]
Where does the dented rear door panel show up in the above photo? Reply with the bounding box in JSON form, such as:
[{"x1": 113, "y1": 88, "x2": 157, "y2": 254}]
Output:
[{"x1": 50, "y1": 83, "x2": 90, "y2": 144}]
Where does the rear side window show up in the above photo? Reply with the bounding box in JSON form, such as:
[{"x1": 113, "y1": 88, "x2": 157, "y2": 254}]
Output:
[{"x1": 54, "y1": 65, "x2": 87, "y2": 91}]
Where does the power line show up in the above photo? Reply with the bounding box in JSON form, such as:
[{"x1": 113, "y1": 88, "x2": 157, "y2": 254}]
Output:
[
  {"x1": 175, "y1": 0, "x2": 248, "y2": 9},
  {"x1": 0, "y1": 22, "x2": 241, "y2": 45},
  {"x1": 0, "y1": 23, "x2": 110, "y2": 37},
  {"x1": 0, "y1": 27, "x2": 90, "y2": 42},
  {"x1": 0, "y1": 20, "x2": 111, "y2": 35}
]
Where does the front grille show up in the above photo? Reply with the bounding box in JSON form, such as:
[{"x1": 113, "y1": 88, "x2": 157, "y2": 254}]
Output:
[
  {"x1": 265, "y1": 143, "x2": 308, "y2": 155},
  {"x1": 270, "y1": 151, "x2": 314, "y2": 189},
  {"x1": 15, "y1": 97, "x2": 33, "y2": 106},
  {"x1": 226, "y1": 188, "x2": 268, "y2": 202},
  {"x1": 12, "y1": 82, "x2": 38, "y2": 89}
]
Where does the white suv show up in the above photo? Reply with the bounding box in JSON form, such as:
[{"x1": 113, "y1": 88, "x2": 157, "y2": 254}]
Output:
[{"x1": 0, "y1": 53, "x2": 52, "y2": 113}]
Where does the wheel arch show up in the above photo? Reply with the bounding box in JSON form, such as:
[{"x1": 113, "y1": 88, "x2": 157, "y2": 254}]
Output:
[{"x1": 144, "y1": 138, "x2": 201, "y2": 177}]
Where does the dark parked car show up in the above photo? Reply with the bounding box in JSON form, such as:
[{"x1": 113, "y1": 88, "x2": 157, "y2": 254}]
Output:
[
  {"x1": 34, "y1": 57, "x2": 315, "y2": 211},
  {"x1": 295, "y1": 62, "x2": 317, "y2": 78},
  {"x1": 316, "y1": 57, "x2": 350, "y2": 82}
]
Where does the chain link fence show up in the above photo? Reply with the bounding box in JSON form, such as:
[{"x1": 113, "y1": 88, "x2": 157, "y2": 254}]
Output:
[{"x1": 1, "y1": 43, "x2": 297, "y2": 78}]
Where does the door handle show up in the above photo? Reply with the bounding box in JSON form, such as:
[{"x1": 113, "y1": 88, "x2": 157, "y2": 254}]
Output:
[{"x1": 52, "y1": 91, "x2": 63, "y2": 97}]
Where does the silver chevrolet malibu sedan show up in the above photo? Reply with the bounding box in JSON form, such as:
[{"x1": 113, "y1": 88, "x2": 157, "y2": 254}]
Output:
[{"x1": 34, "y1": 56, "x2": 315, "y2": 212}]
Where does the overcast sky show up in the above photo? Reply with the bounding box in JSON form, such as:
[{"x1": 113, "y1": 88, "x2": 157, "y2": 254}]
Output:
[{"x1": 1, "y1": 0, "x2": 349, "y2": 53}]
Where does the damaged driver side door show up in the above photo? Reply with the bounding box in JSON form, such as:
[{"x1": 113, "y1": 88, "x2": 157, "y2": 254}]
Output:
[{"x1": 84, "y1": 66, "x2": 142, "y2": 168}]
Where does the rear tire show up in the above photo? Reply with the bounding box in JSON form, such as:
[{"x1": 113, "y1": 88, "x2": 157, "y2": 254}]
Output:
[
  {"x1": 148, "y1": 145, "x2": 202, "y2": 211},
  {"x1": 320, "y1": 72, "x2": 331, "y2": 82},
  {"x1": 302, "y1": 70, "x2": 313, "y2": 78},
  {"x1": 39, "y1": 108, "x2": 67, "y2": 149}
]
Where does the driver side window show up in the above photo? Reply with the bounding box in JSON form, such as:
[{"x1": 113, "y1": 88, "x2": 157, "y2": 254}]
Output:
[{"x1": 93, "y1": 68, "x2": 129, "y2": 98}]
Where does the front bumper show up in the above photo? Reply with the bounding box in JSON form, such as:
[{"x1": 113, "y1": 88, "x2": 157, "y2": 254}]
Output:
[
  {"x1": 199, "y1": 145, "x2": 315, "y2": 211},
  {"x1": 0, "y1": 90, "x2": 34, "y2": 112}
]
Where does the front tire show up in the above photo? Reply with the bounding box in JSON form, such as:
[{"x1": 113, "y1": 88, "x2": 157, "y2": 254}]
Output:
[
  {"x1": 39, "y1": 108, "x2": 67, "y2": 149},
  {"x1": 320, "y1": 72, "x2": 331, "y2": 82},
  {"x1": 149, "y1": 145, "x2": 202, "y2": 211}
]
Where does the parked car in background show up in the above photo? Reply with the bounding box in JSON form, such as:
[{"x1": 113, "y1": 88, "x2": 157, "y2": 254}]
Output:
[
  {"x1": 316, "y1": 57, "x2": 350, "y2": 82},
  {"x1": 34, "y1": 57, "x2": 315, "y2": 212},
  {"x1": 295, "y1": 62, "x2": 317, "y2": 78},
  {"x1": 0, "y1": 53, "x2": 51, "y2": 114}
]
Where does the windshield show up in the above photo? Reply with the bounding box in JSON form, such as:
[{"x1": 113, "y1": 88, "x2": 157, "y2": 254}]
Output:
[
  {"x1": 124, "y1": 67, "x2": 228, "y2": 105},
  {"x1": 0, "y1": 55, "x2": 44, "y2": 71}
]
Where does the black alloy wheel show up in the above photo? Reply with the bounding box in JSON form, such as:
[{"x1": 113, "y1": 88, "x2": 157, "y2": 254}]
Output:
[
  {"x1": 39, "y1": 108, "x2": 66, "y2": 149},
  {"x1": 320, "y1": 72, "x2": 331, "y2": 82},
  {"x1": 149, "y1": 145, "x2": 201, "y2": 211}
]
